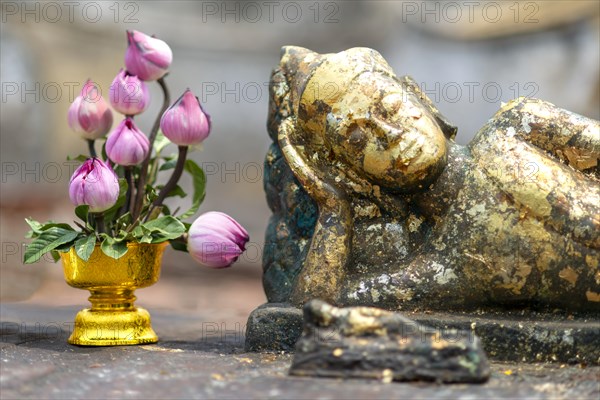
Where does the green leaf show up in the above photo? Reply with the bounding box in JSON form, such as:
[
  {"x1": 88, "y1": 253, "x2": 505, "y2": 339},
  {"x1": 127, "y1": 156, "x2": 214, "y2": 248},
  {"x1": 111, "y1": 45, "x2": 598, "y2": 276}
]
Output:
[
  {"x1": 55, "y1": 241, "x2": 75, "y2": 252},
  {"x1": 112, "y1": 164, "x2": 125, "y2": 178},
  {"x1": 159, "y1": 158, "x2": 178, "y2": 171},
  {"x1": 100, "y1": 237, "x2": 128, "y2": 259},
  {"x1": 131, "y1": 225, "x2": 145, "y2": 238},
  {"x1": 25, "y1": 218, "x2": 43, "y2": 238},
  {"x1": 145, "y1": 184, "x2": 159, "y2": 203},
  {"x1": 43, "y1": 223, "x2": 75, "y2": 231},
  {"x1": 50, "y1": 250, "x2": 61, "y2": 262},
  {"x1": 26, "y1": 219, "x2": 76, "y2": 239},
  {"x1": 101, "y1": 141, "x2": 108, "y2": 161},
  {"x1": 170, "y1": 240, "x2": 188, "y2": 253},
  {"x1": 161, "y1": 184, "x2": 186, "y2": 198},
  {"x1": 143, "y1": 215, "x2": 186, "y2": 234},
  {"x1": 140, "y1": 235, "x2": 154, "y2": 244},
  {"x1": 114, "y1": 229, "x2": 129, "y2": 242},
  {"x1": 179, "y1": 159, "x2": 206, "y2": 219},
  {"x1": 141, "y1": 215, "x2": 186, "y2": 242},
  {"x1": 25, "y1": 218, "x2": 43, "y2": 231},
  {"x1": 24, "y1": 227, "x2": 79, "y2": 264},
  {"x1": 131, "y1": 225, "x2": 153, "y2": 243},
  {"x1": 153, "y1": 130, "x2": 171, "y2": 154},
  {"x1": 66, "y1": 154, "x2": 89, "y2": 163},
  {"x1": 74, "y1": 234, "x2": 97, "y2": 262},
  {"x1": 75, "y1": 205, "x2": 90, "y2": 223},
  {"x1": 115, "y1": 212, "x2": 132, "y2": 230}
]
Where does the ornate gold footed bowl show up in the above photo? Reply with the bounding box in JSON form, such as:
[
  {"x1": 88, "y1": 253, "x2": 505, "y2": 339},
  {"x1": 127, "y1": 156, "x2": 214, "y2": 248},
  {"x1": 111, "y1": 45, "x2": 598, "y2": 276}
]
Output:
[{"x1": 60, "y1": 242, "x2": 167, "y2": 346}]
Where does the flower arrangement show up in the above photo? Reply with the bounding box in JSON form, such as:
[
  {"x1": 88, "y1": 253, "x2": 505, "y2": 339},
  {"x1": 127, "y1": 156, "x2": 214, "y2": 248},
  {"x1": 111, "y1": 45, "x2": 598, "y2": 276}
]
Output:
[{"x1": 24, "y1": 30, "x2": 249, "y2": 267}]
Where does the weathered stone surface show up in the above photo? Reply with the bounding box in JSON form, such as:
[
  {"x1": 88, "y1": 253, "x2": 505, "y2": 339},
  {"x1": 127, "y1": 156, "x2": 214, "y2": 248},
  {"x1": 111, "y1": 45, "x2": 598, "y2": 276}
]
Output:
[
  {"x1": 414, "y1": 312, "x2": 600, "y2": 365},
  {"x1": 289, "y1": 300, "x2": 490, "y2": 383},
  {"x1": 2, "y1": 303, "x2": 600, "y2": 399},
  {"x1": 244, "y1": 303, "x2": 304, "y2": 352},
  {"x1": 245, "y1": 302, "x2": 600, "y2": 365}
]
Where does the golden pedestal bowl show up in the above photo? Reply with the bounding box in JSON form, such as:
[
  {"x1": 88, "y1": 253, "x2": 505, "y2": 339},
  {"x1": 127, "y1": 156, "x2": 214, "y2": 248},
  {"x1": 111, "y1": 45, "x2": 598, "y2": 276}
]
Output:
[{"x1": 60, "y1": 242, "x2": 167, "y2": 346}]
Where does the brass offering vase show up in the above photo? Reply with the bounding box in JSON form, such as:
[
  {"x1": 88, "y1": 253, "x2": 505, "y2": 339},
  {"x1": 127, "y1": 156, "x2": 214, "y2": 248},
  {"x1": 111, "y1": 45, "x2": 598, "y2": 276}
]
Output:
[{"x1": 60, "y1": 242, "x2": 167, "y2": 346}]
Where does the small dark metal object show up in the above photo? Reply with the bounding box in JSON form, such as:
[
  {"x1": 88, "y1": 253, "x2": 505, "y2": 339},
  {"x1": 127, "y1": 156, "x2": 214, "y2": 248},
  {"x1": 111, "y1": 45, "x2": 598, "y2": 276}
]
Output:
[
  {"x1": 289, "y1": 300, "x2": 490, "y2": 383},
  {"x1": 245, "y1": 302, "x2": 600, "y2": 364}
]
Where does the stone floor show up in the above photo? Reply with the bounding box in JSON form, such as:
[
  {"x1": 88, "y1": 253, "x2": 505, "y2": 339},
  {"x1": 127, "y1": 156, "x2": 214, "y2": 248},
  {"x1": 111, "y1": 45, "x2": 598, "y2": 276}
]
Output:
[
  {"x1": 1, "y1": 251, "x2": 598, "y2": 399},
  {"x1": 1, "y1": 303, "x2": 598, "y2": 400}
]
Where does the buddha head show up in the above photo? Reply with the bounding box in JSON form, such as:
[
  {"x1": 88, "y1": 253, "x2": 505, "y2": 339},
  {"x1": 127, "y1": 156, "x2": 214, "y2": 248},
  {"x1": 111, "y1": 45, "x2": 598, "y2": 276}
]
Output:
[{"x1": 275, "y1": 46, "x2": 449, "y2": 192}]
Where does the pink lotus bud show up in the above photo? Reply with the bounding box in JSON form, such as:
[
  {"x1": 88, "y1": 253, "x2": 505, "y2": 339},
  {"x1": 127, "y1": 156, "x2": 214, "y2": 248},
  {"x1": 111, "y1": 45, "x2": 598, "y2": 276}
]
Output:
[
  {"x1": 188, "y1": 212, "x2": 249, "y2": 268},
  {"x1": 105, "y1": 117, "x2": 150, "y2": 166},
  {"x1": 69, "y1": 158, "x2": 119, "y2": 213},
  {"x1": 68, "y1": 80, "x2": 113, "y2": 140},
  {"x1": 160, "y1": 89, "x2": 211, "y2": 146},
  {"x1": 109, "y1": 69, "x2": 150, "y2": 116},
  {"x1": 125, "y1": 30, "x2": 173, "y2": 81}
]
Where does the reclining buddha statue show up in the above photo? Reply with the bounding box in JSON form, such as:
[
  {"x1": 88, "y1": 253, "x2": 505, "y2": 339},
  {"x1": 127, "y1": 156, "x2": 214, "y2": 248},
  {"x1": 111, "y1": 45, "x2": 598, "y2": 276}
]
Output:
[{"x1": 263, "y1": 46, "x2": 599, "y2": 312}]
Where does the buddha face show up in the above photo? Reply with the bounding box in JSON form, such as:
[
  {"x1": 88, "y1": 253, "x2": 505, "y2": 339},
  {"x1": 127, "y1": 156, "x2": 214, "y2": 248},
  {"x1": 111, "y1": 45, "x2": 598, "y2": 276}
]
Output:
[{"x1": 324, "y1": 72, "x2": 448, "y2": 192}]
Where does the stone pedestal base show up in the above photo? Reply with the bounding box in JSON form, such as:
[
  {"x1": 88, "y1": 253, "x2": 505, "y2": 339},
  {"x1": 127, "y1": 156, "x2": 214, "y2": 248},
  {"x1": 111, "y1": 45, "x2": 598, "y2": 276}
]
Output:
[{"x1": 245, "y1": 303, "x2": 599, "y2": 365}]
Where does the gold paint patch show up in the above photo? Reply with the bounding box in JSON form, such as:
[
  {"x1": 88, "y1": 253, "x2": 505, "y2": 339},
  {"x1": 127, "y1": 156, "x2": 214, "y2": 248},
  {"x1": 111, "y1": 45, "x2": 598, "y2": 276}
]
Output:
[
  {"x1": 585, "y1": 290, "x2": 600, "y2": 302},
  {"x1": 558, "y1": 267, "x2": 578, "y2": 286}
]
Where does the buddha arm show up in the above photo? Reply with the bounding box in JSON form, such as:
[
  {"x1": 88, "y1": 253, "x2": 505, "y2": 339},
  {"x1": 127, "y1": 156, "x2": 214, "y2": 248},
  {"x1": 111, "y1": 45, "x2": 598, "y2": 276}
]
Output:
[{"x1": 278, "y1": 118, "x2": 352, "y2": 305}]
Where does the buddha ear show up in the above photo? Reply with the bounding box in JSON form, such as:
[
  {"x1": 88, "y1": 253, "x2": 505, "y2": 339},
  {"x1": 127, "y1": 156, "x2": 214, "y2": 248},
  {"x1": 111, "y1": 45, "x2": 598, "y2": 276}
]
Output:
[
  {"x1": 279, "y1": 46, "x2": 323, "y2": 96},
  {"x1": 398, "y1": 75, "x2": 458, "y2": 141}
]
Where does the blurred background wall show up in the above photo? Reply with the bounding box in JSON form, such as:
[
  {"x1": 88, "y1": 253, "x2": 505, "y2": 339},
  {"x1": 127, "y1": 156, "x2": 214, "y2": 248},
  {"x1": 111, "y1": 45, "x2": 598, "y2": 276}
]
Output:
[{"x1": 1, "y1": 1, "x2": 599, "y2": 317}]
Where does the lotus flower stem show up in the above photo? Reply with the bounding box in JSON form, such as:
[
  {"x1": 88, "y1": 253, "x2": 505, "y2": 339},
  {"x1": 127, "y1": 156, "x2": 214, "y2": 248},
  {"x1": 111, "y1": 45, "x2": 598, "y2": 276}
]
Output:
[
  {"x1": 146, "y1": 145, "x2": 188, "y2": 221},
  {"x1": 94, "y1": 213, "x2": 106, "y2": 234},
  {"x1": 132, "y1": 76, "x2": 170, "y2": 220},
  {"x1": 87, "y1": 139, "x2": 97, "y2": 158},
  {"x1": 127, "y1": 168, "x2": 136, "y2": 214},
  {"x1": 119, "y1": 167, "x2": 135, "y2": 217}
]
